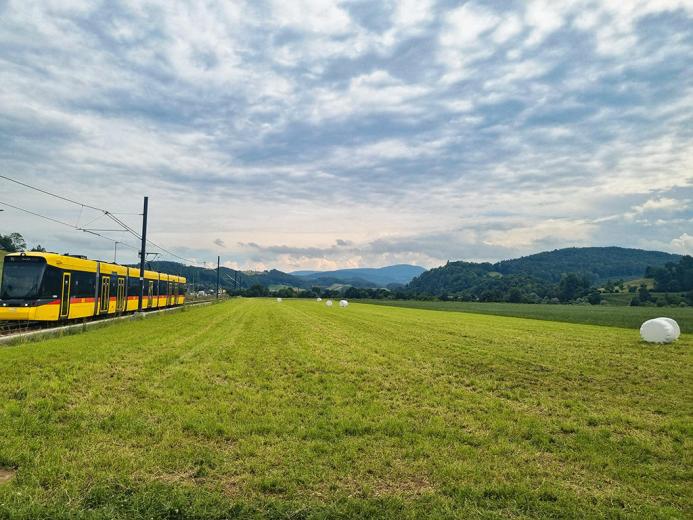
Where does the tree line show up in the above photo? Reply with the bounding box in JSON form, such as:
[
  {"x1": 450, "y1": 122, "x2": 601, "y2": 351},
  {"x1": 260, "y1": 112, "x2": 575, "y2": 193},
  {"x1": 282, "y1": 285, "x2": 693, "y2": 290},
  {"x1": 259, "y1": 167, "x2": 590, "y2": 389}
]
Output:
[{"x1": 0, "y1": 232, "x2": 46, "y2": 253}]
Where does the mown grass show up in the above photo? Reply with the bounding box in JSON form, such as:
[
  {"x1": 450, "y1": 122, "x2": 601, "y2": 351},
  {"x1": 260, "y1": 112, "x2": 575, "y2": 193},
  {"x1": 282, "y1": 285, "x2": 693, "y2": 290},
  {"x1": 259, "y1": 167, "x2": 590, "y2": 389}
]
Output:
[
  {"x1": 0, "y1": 299, "x2": 691, "y2": 519},
  {"x1": 363, "y1": 299, "x2": 693, "y2": 333}
]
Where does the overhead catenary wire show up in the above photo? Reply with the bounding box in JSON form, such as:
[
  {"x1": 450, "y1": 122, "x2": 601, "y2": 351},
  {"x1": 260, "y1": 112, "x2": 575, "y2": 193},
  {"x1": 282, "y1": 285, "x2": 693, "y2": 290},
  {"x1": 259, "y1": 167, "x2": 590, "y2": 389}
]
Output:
[
  {"x1": 0, "y1": 174, "x2": 106, "y2": 213},
  {"x1": 0, "y1": 200, "x2": 140, "y2": 252},
  {"x1": 1, "y1": 174, "x2": 208, "y2": 268}
]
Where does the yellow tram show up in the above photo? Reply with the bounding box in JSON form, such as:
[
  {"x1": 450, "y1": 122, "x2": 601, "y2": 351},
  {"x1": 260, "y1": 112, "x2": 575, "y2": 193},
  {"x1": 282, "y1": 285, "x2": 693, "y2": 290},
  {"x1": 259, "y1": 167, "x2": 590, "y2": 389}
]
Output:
[{"x1": 0, "y1": 252, "x2": 186, "y2": 321}]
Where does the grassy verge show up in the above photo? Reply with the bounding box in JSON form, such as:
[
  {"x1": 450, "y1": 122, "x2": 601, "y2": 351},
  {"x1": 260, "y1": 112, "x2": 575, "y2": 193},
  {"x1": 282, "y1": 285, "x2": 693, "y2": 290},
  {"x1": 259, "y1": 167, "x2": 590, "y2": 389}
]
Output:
[
  {"x1": 0, "y1": 299, "x2": 691, "y2": 518},
  {"x1": 361, "y1": 299, "x2": 693, "y2": 333}
]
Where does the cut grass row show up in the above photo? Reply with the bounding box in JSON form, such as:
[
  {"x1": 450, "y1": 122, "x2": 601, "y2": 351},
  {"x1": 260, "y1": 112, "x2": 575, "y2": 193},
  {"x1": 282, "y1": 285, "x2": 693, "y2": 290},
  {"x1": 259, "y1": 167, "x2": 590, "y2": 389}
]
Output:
[
  {"x1": 361, "y1": 299, "x2": 693, "y2": 333},
  {"x1": 0, "y1": 299, "x2": 691, "y2": 518}
]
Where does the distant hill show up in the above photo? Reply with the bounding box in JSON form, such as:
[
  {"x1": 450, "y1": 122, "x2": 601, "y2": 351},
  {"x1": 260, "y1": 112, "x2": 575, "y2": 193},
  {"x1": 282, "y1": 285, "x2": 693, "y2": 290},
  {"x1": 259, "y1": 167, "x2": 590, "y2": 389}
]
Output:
[
  {"x1": 137, "y1": 262, "x2": 392, "y2": 292},
  {"x1": 133, "y1": 261, "x2": 311, "y2": 292},
  {"x1": 407, "y1": 247, "x2": 681, "y2": 297},
  {"x1": 139, "y1": 262, "x2": 427, "y2": 293},
  {"x1": 495, "y1": 247, "x2": 680, "y2": 283},
  {"x1": 291, "y1": 264, "x2": 426, "y2": 287}
]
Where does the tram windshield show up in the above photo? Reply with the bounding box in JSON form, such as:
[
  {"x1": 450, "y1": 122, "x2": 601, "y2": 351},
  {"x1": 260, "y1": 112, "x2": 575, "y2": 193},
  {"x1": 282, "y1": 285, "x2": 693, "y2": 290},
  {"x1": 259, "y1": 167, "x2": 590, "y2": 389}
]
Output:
[{"x1": 0, "y1": 257, "x2": 46, "y2": 299}]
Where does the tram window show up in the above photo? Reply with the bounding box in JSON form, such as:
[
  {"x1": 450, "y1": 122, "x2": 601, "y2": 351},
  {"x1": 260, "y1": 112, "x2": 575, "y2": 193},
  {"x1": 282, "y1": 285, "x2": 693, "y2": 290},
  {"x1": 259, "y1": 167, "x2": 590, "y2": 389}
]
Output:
[
  {"x1": 39, "y1": 266, "x2": 62, "y2": 299},
  {"x1": 71, "y1": 270, "x2": 95, "y2": 298},
  {"x1": 0, "y1": 257, "x2": 46, "y2": 299},
  {"x1": 128, "y1": 276, "x2": 140, "y2": 293}
]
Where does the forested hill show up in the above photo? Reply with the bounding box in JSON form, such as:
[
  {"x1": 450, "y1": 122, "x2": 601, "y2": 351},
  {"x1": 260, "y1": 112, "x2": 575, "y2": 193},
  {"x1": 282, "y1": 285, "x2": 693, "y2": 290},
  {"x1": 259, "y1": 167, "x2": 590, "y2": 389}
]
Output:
[
  {"x1": 132, "y1": 261, "x2": 311, "y2": 292},
  {"x1": 291, "y1": 264, "x2": 425, "y2": 286},
  {"x1": 407, "y1": 247, "x2": 681, "y2": 297},
  {"x1": 495, "y1": 247, "x2": 681, "y2": 282}
]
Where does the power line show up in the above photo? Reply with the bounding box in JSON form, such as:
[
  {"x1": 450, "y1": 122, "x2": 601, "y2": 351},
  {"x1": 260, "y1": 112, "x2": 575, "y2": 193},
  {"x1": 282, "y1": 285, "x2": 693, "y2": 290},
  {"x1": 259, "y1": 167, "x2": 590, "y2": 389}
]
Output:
[
  {"x1": 0, "y1": 200, "x2": 139, "y2": 252},
  {"x1": 1, "y1": 174, "x2": 204, "y2": 267},
  {"x1": 0, "y1": 174, "x2": 107, "y2": 213},
  {"x1": 0, "y1": 200, "x2": 77, "y2": 228}
]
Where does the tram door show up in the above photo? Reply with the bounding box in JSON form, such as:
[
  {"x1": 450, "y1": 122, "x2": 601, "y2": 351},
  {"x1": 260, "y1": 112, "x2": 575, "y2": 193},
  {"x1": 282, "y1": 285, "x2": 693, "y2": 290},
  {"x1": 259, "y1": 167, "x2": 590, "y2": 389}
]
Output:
[
  {"x1": 99, "y1": 275, "x2": 110, "y2": 314},
  {"x1": 116, "y1": 277, "x2": 126, "y2": 312},
  {"x1": 59, "y1": 272, "x2": 71, "y2": 319},
  {"x1": 147, "y1": 281, "x2": 154, "y2": 309}
]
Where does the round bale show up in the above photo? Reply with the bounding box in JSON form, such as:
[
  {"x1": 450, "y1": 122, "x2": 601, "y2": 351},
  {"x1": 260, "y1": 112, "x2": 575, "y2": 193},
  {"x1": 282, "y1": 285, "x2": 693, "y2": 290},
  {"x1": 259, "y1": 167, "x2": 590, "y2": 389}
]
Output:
[
  {"x1": 656, "y1": 317, "x2": 681, "y2": 340},
  {"x1": 325, "y1": 300, "x2": 333, "y2": 307},
  {"x1": 640, "y1": 318, "x2": 677, "y2": 343},
  {"x1": 339, "y1": 300, "x2": 349, "y2": 308}
]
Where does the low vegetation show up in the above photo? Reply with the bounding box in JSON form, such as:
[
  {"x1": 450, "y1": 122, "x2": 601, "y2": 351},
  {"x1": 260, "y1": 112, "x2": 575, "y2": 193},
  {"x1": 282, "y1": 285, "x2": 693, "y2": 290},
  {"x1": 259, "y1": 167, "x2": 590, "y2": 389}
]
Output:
[
  {"x1": 0, "y1": 299, "x2": 690, "y2": 518},
  {"x1": 364, "y1": 299, "x2": 693, "y2": 333}
]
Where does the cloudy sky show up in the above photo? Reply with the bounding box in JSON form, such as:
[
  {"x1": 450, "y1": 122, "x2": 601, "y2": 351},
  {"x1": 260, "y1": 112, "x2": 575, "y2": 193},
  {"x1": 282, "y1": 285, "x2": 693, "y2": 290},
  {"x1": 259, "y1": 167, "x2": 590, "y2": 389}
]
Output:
[{"x1": 0, "y1": 0, "x2": 691, "y2": 271}]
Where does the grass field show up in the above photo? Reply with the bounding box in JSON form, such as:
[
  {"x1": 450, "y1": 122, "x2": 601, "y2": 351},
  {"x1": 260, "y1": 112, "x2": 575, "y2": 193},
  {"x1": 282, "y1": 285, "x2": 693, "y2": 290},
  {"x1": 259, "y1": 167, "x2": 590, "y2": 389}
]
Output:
[
  {"x1": 363, "y1": 300, "x2": 693, "y2": 333},
  {"x1": 599, "y1": 292, "x2": 636, "y2": 306},
  {"x1": 0, "y1": 299, "x2": 691, "y2": 518}
]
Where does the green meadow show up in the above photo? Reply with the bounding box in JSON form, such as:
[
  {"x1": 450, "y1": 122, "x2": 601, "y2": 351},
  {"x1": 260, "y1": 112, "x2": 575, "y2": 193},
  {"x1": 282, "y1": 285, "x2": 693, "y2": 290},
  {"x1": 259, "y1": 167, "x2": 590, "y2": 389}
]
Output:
[
  {"x1": 0, "y1": 299, "x2": 691, "y2": 519},
  {"x1": 363, "y1": 299, "x2": 693, "y2": 333}
]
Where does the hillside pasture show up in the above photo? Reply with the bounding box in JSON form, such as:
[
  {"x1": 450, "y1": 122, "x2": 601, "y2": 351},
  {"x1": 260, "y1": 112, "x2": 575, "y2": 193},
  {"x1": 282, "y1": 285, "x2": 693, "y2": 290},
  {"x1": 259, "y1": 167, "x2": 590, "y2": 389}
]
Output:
[{"x1": 0, "y1": 299, "x2": 691, "y2": 518}]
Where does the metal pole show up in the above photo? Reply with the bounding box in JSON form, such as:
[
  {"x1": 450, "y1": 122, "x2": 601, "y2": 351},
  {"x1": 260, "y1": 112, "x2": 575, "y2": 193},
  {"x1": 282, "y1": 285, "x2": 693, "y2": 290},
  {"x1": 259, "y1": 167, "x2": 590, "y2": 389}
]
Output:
[
  {"x1": 113, "y1": 241, "x2": 118, "y2": 263},
  {"x1": 138, "y1": 196, "x2": 148, "y2": 312},
  {"x1": 216, "y1": 256, "x2": 220, "y2": 299}
]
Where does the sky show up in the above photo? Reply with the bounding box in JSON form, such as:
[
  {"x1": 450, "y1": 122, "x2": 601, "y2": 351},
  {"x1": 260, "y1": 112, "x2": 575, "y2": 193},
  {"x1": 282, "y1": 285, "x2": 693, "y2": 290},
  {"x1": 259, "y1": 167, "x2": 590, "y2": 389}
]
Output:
[{"x1": 0, "y1": 0, "x2": 691, "y2": 272}]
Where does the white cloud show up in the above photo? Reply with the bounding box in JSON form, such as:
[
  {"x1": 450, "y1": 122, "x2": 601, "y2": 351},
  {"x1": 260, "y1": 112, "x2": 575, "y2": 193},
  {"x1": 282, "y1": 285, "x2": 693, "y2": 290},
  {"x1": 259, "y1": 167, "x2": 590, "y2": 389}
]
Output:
[
  {"x1": 392, "y1": 0, "x2": 434, "y2": 31},
  {"x1": 308, "y1": 70, "x2": 429, "y2": 121},
  {"x1": 671, "y1": 233, "x2": 693, "y2": 254},
  {"x1": 491, "y1": 14, "x2": 524, "y2": 44},
  {"x1": 632, "y1": 197, "x2": 681, "y2": 213},
  {"x1": 482, "y1": 219, "x2": 596, "y2": 249},
  {"x1": 438, "y1": 2, "x2": 499, "y2": 82},
  {"x1": 270, "y1": 0, "x2": 352, "y2": 34},
  {"x1": 572, "y1": 0, "x2": 693, "y2": 55},
  {"x1": 523, "y1": 0, "x2": 565, "y2": 47}
]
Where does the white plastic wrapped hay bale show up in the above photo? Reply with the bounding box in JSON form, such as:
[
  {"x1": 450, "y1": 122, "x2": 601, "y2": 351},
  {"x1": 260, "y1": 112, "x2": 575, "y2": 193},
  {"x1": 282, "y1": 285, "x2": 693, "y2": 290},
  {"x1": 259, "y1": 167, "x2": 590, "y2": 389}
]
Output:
[
  {"x1": 657, "y1": 317, "x2": 681, "y2": 340},
  {"x1": 276, "y1": 297, "x2": 282, "y2": 303},
  {"x1": 640, "y1": 318, "x2": 678, "y2": 343},
  {"x1": 339, "y1": 299, "x2": 349, "y2": 308},
  {"x1": 325, "y1": 299, "x2": 333, "y2": 307},
  {"x1": 316, "y1": 297, "x2": 322, "y2": 302}
]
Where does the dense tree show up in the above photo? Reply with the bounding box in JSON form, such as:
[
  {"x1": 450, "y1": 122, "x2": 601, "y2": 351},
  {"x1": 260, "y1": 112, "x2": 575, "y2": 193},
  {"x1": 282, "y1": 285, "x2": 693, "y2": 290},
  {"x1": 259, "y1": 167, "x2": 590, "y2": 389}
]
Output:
[
  {"x1": 587, "y1": 290, "x2": 602, "y2": 305},
  {"x1": 638, "y1": 284, "x2": 653, "y2": 303},
  {"x1": 646, "y1": 256, "x2": 693, "y2": 292},
  {"x1": 244, "y1": 284, "x2": 269, "y2": 297},
  {"x1": 0, "y1": 232, "x2": 27, "y2": 252},
  {"x1": 557, "y1": 273, "x2": 591, "y2": 302}
]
